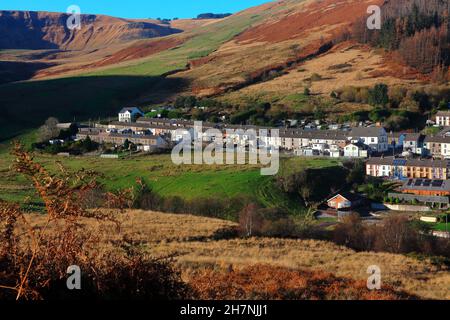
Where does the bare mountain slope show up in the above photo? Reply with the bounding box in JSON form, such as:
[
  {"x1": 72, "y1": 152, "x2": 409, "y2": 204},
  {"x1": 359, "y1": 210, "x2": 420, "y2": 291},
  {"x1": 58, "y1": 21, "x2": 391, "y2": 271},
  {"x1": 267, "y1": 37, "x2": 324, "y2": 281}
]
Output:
[{"x1": 0, "y1": 10, "x2": 182, "y2": 50}]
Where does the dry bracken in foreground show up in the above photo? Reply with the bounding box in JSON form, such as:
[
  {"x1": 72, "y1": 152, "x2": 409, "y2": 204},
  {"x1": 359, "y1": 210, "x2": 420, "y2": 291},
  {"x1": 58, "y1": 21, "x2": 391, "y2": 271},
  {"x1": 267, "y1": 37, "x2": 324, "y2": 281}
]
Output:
[{"x1": 22, "y1": 210, "x2": 450, "y2": 300}]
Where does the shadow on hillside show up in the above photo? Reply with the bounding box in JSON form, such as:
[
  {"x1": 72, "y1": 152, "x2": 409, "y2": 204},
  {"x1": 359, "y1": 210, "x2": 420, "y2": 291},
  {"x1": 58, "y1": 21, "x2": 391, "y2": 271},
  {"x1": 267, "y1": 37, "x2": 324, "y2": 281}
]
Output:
[
  {"x1": 0, "y1": 74, "x2": 190, "y2": 142},
  {"x1": 0, "y1": 61, "x2": 56, "y2": 85}
]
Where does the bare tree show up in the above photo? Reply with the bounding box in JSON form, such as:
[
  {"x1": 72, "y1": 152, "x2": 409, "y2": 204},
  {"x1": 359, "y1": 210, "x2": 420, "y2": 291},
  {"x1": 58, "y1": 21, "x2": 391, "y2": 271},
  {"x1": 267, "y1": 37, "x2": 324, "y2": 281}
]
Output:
[
  {"x1": 38, "y1": 117, "x2": 60, "y2": 142},
  {"x1": 239, "y1": 203, "x2": 262, "y2": 237}
]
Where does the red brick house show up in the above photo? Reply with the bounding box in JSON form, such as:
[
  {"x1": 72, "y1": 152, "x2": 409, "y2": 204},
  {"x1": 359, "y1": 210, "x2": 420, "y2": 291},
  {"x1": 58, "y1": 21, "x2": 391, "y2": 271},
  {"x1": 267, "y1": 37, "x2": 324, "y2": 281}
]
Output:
[{"x1": 327, "y1": 192, "x2": 363, "y2": 210}]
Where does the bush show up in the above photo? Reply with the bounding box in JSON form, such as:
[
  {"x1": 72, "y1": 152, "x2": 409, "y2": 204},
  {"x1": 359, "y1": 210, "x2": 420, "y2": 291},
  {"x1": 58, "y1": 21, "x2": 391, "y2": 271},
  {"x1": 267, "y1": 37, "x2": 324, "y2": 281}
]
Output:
[
  {"x1": 0, "y1": 144, "x2": 191, "y2": 300},
  {"x1": 310, "y1": 73, "x2": 323, "y2": 81},
  {"x1": 188, "y1": 265, "x2": 416, "y2": 300},
  {"x1": 368, "y1": 83, "x2": 389, "y2": 107}
]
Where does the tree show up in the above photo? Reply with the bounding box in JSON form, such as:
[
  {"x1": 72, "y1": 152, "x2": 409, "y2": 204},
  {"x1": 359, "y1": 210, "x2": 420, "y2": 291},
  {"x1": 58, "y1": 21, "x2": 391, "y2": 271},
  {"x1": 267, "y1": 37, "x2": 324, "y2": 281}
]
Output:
[
  {"x1": 38, "y1": 117, "x2": 60, "y2": 142},
  {"x1": 238, "y1": 203, "x2": 262, "y2": 237},
  {"x1": 344, "y1": 160, "x2": 366, "y2": 187},
  {"x1": 368, "y1": 84, "x2": 389, "y2": 107},
  {"x1": 123, "y1": 139, "x2": 130, "y2": 150}
]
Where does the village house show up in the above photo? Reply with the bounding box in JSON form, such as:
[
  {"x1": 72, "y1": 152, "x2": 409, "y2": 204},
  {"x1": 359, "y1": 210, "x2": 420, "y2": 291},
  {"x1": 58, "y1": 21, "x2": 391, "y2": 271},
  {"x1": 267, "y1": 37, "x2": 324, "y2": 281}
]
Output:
[
  {"x1": 423, "y1": 135, "x2": 450, "y2": 158},
  {"x1": 327, "y1": 192, "x2": 364, "y2": 210},
  {"x1": 435, "y1": 110, "x2": 450, "y2": 127},
  {"x1": 343, "y1": 142, "x2": 369, "y2": 158},
  {"x1": 76, "y1": 128, "x2": 168, "y2": 151},
  {"x1": 387, "y1": 131, "x2": 406, "y2": 149},
  {"x1": 118, "y1": 107, "x2": 144, "y2": 123},
  {"x1": 366, "y1": 157, "x2": 393, "y2": 177},
  {"x1": 348, "y1": 127, "x2": 389, "y2": 153},
  {"x1": 403, "y1": 133, "x2": 425, "y2": 155},
  {"x1": 366, "y1": 157, "x2": 450, "y2": 180}
]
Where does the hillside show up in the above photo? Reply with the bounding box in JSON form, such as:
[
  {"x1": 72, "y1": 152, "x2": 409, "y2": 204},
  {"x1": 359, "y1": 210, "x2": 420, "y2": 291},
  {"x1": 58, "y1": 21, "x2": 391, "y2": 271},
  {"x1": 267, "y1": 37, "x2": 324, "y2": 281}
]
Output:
[
  {"x1": 0, "y1": 10, "x2": 181, "y2": 50},
  {"x1": 2, "y1": 0, "x2": 450, "y2": 139},
  {"x1": 23, "y1": 210, "x2": 450, "y2": 299}
]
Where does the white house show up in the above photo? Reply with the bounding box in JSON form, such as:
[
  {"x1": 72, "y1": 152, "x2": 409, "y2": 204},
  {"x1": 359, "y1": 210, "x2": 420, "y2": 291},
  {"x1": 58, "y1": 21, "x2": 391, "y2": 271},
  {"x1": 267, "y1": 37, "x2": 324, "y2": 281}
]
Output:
[
  {"x1": 436, "y1": 111, "x2": 450, "y2": 127},
  {"x1": 118, "y1": 107, "x2": 144, "y2": 123},
  {"x1": 366, "y1": 157, "x2": 393, "y2": 177},
  {"x1": 349, "y1": 127, "x2": 388, "y2": 152},
  {"x1": 441, "y1": 139, "x2": 450, "y2": 159},
  {"x1": 403, "y1": 133, "x2": 424, "y2": 155},
  {"x1": 344, "y1": 143, "x2": 368, "y2": 158}
]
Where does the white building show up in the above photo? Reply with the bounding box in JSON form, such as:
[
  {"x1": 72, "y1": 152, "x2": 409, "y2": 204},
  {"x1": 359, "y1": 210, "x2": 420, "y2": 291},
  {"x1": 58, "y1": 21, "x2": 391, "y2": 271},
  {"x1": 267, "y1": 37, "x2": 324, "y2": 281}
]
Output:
[
  {"x1": 436, "y1": 111, "x2": 450, "y2": 127},
  {"x1": 118, "y1": 107, "x2": 144, "y2": 123},
  {"x1": 344, "y1": 143, "x2": 368, "y2": 158},
  {"x1": 348, "y1": 127, "x2": 388, "y2": 152}
]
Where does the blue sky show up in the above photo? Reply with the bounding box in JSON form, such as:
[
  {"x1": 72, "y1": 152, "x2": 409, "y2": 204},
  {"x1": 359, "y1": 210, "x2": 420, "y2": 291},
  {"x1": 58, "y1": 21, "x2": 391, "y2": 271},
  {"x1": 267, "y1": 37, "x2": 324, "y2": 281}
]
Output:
[{"x1": 0, "y1": 0, "x2": 271, "y2": 19}]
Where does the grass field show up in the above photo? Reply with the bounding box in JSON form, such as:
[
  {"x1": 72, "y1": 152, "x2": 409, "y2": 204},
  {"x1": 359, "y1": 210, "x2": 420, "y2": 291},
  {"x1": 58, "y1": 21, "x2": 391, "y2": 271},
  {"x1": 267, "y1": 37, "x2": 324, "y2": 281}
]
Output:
[
  {"x1": 0, "y1": 140, "x2": 340, "y2": 211},
  {"x1": 22, "y1": 210, "x2": 450, "y2": 299}
]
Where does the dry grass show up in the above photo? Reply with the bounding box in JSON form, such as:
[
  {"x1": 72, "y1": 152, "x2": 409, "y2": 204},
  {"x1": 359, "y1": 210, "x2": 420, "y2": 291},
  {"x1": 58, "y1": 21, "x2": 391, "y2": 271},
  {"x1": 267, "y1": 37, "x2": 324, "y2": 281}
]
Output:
[
  {"x1": 22, "y1": 210, "x2": 450, "y2": 300},
  {"x1": 222, "y1": 44, "x2": 420, "y2": 104}
]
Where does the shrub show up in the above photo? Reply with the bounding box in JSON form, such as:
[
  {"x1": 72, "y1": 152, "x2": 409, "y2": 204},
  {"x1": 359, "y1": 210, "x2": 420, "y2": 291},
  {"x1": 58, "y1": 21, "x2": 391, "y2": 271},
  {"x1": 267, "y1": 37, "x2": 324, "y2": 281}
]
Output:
[
  {"x1": 0, "y1": 143, "x2": 191, "y2": 300},
  {"x1": 310, "y1": 73, "x2": 323, "y2": 81},
  {"x1": 368, "y1": 83, "x2": 389, "y2": 107},
  {"x1": 188, "y1": 265, "x2": 416, "y2": 300}
]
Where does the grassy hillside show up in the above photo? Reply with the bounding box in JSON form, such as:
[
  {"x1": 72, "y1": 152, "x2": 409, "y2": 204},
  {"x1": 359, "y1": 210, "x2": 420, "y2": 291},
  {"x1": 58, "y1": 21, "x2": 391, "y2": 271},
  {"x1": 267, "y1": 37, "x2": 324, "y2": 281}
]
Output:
[
  {"x1": 0, "y1": 10, "x2": 259, "y2": 139},
  {"x1": 23, "y1": 209, "x2": 450, "y2": 299},
  {"x1": 0, "y1": 146, "x2": 340, "y2": 211},
  {"x1": 0, "y1": 75, "x2": 189, "y2": 140},
  {"x1": 0, "y1": 0, "x2": 307, "y2": 140}
]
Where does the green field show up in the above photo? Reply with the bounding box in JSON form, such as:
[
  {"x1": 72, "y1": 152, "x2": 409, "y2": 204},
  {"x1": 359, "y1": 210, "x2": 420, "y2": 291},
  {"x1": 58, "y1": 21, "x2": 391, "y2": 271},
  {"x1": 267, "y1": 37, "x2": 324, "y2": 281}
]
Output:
[
  {"x1": 433, "y1": 222, "x2": 449, "y2": 232},
  {"x1": 0, "y1": 139, "x2": 340, "y2": 212}
]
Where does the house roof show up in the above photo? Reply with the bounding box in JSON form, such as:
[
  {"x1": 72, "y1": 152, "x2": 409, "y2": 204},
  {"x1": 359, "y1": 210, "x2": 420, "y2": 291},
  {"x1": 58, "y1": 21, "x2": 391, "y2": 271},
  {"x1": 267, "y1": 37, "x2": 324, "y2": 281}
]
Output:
[
  {"x1": 402, "y1": 179, "x2": 450, "y2": 191},
  {"x1": 328, "y1": 192, "x2": 363, "y2": 203},
  {"x1": 349, "y1": 126, "x2": 385, "y2": 137},
  {"x1": 366, "y1": 156, "x2": 395, "y2": 165},
  {"x1": 404, "y1": 133, "x2": 424, "y2": 142},
  {"x1": 119, "y1": 107, "x2": 144, "y2": 114},
  {"x1": 424, "y1": 135, "x2": 450, "y2": 143},
  {"x1": 109, "y1": 132, "x2": 159, "y2": 141},
  {"x1": 345, "y1": 141, "x2": 369, "y2": 150},
  {"x1": 366, "y1": 157, "x2": 450, "y2": 168},
  {"x1": 436, "y1": 110, "x2": 450, "y2": 117}
]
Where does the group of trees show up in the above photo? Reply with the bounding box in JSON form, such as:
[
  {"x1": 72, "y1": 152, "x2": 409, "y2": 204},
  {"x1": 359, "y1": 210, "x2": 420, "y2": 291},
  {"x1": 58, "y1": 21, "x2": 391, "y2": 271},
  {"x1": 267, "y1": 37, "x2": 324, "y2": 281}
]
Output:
[
  {"x1": 238, "y1": 203, "x2": 316, "y2": 238},
  {"x1": 276, "y1": 165, "x2": 352, "y2": 207},
  {"x1": 352, "y1": 1, "x2": 450, "y2": 74},
  {"x1": 334, "y1": 214, "x2": 450, "y2": 259},
  {"x1": 33, "y1": 136, "x2": 99, "y2": 155},
  {"x1": 196, "y1": 13, "x2": 232, "y2": 19},
  {"x1": 37, "y1": 117, "x2": 60, "y2": 142},
  {"x1": 335, "y1": 82, "x2": 450, "y2": 129}
]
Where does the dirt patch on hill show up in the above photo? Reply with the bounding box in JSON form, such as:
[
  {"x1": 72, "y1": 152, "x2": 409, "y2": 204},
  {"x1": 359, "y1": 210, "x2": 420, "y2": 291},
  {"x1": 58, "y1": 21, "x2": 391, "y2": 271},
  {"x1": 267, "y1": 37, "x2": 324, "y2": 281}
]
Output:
[
  {"x1": 93, "y1": 37, "x2": 186, "y2": 68},
  {"x1": 236, "y1": 0, "x2": 383, "y2": 44}
]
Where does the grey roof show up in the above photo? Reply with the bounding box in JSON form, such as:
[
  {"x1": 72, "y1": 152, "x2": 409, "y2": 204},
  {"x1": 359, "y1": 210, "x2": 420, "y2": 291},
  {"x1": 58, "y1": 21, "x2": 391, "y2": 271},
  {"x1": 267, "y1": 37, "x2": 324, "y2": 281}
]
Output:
[
  {"x1": 404, "y1": 133, "x2": 424, "y2": 142},
  {"x1": 366, "y1": 157, "x2": 450, "y2": 168},
  {"x1": 366, "y1": 157, "x2": 394, "y2": 165},
  {"x1": 423, "y1": 135, "x2": 450, "y2": 143},
  {"x1": 278, "y1": 129, "x2": 348, "y2": 140},
  {"x1": 109, "y1": 133, "x2": 158, "y2": 140},
  {"x1": 349, "y1": 126, "x2": 385, "y2": 137},
  {"x1": 436, "y1": 110, "x2": 450, "y2": 117},
  {"x1": 405, "y1": 158, "x2": 450, "y2": 168}
]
